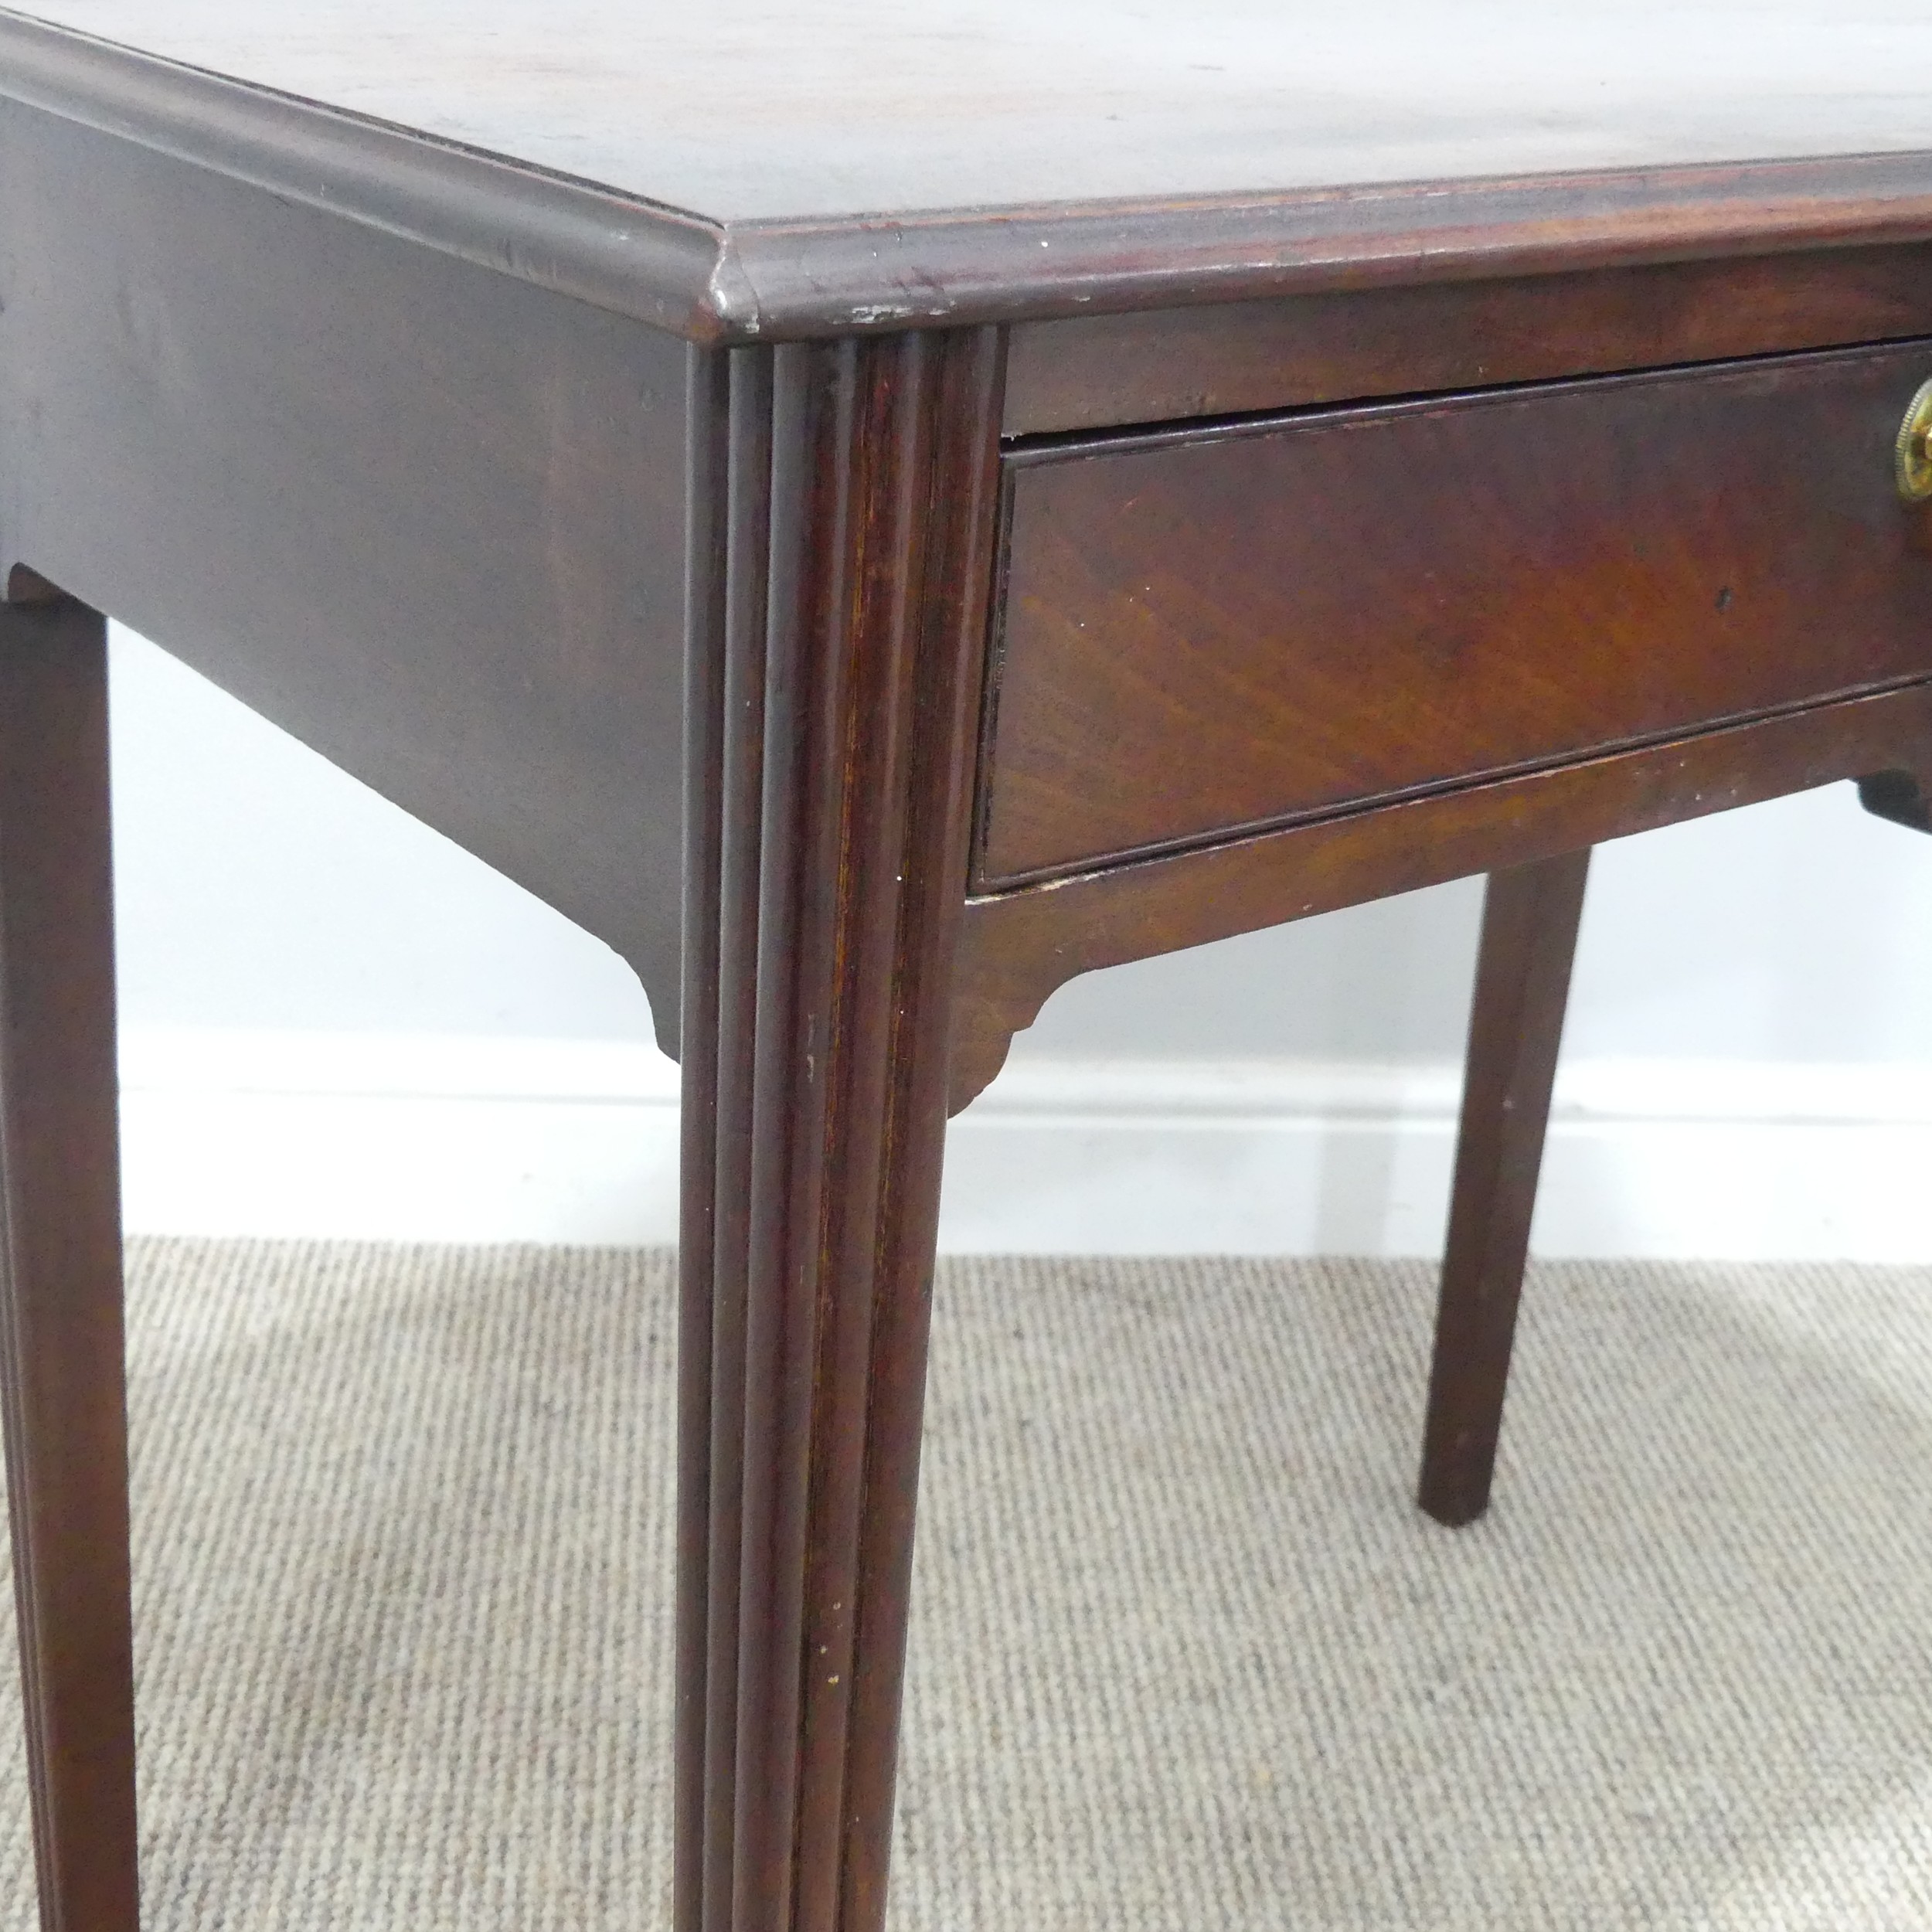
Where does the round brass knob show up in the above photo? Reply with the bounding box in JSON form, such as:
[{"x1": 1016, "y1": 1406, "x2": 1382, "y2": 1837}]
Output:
[{"x1": 1897, "y1": 378, "x2": 1932, "y2": 502}]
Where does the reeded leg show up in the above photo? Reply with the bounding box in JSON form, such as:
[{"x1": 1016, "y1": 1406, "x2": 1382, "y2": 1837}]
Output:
[
  {"x1": 1418, "y1": 847, "x2": 1591, "y2": 1529},
  {"x1": 674, "y1": 348, "x2": 733, "y2": 1932},
  {"x1": 674, "y1": 330, "x2": 1002, "y2": 1932},
  {"x1": 0, "y1": 570, "x2": 140, "y2": 1928}
]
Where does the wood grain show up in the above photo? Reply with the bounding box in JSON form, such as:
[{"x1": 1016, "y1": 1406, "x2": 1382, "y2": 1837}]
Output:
[
  {"x1": 7, "y1": 4, "x2": 1932, "y2": 1924},
  {"x1": 0, "y1": 96, "x2": 692, "y2": 1049},
  {"x1": 950, "y1": 680, "x2": 1932, "y2": 1110},
  {"x1": 18, "y1": 0, "x2": 1932, "y2": 222},
  {"x1": 678, "y1": 328, "x2": 1003, "y2": 1932},
  {"x1": 7, "y1": 9, "x2": 1932, "y2": 339},
  {"x1": 723, "y1": 156, "x2": 1932, "y2": 343},
  {"x1": 1005, "y1": 245, "x2": 1932, "y2": 435},
  {"x1": 981, "y1": 341, "x2": 1932, "y2": 886},
  {"x1": 675, "y1": 342, "x2": 732, "y2": 1932},
  {"x1": 1418, "y1": 850, "x2": 1592, "y2": 1529},
  {"x1": 699, "y1": 342, "x2": 775, "y2": 1932},
  {"x1": 0, "y1": 573, "x2": 139, "y2": 1932}
]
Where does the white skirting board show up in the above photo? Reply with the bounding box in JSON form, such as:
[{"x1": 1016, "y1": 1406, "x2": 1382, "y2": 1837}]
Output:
[{"x1": 115, "y1": 1029, "x2": 1932, "y2": 1261}]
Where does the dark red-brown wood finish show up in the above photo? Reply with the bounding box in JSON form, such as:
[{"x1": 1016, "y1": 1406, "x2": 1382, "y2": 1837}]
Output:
[
  {"x1": 982, "y1": 342, "x2": 1932, "y2": 886},
  {"x1": 1, "y1": 6, "x2": 1931, "y2": 1930},
  {"x1": 0, "y1": 94, "x2": 693, "y2": 1051},
  {"x1": 0, "y1": 570, "x2": 138, "y2": 1932},
  {"x1": 1419, "y1": 849, "x2": 1594, "y2": 1529},
  {"x1": 676, "y1": 331, "x2": 1002, "y2": 1932},
  {"x1": 1001, "y1": 243, "x2": 1932, "y2": 434},
  {"x1": 11, "y1": 7, "x2": 1932, "y2": 342},
  {"x1": 951, "y1": 682, "x2": 1932, "y2": 1109}
]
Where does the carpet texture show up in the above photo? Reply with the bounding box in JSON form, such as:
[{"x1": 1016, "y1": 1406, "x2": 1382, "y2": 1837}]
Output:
[{"x1": 2, "y1": 1241, "x2": 1930, "y2": 1928}]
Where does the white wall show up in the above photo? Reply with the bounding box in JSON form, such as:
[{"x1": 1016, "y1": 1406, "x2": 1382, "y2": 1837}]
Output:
[{"x1": 108, "y1": 625, "x2": 1932, "y2": 1258}]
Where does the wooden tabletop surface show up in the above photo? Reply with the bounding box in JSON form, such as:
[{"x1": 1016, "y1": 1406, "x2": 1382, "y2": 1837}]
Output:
[
  {"x1": 5, "y1": 2, "x2": 1932, "y2": 339},
  {"x1": 9, "y1": 0, "x2": 1932, "y2": 221}
]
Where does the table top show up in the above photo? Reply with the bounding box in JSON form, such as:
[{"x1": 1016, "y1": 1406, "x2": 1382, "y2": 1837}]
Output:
[
  {"x1": 10, "y1": 0, "x2": 1932, "y2": 223},
  {"x1": 5, "y1": 2, "x2": 1932, "y2": 338}
]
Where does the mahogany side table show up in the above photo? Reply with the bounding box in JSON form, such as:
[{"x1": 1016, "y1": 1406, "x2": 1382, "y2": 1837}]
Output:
[{"x1": 1, "y1": 5, "x2": 1930, "y2": 1927}]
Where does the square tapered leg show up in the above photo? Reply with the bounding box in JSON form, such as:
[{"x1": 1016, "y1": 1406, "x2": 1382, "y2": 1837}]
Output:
[
  {"x1": 1419, "y1": 847, "x2": 1591, "y2": 1529},
  {"x1": 0, "y1": 572, "x2": 140, "y2": 1930}
]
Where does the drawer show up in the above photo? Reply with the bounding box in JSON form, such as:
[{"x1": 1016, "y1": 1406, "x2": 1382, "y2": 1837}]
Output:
[{"x1": 976, "y1": 340, "x2": 1932, "y2": 888}]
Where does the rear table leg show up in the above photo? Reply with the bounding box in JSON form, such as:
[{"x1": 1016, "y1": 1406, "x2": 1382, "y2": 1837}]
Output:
[{"x1": 1418, "y1": 847, "x2": 1591, "y2": 1529}]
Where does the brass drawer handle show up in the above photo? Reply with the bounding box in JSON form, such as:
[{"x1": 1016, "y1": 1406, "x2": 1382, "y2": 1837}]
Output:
[{"x1": 1897, "y1": 378, "x2": 1932, "y2": 502}]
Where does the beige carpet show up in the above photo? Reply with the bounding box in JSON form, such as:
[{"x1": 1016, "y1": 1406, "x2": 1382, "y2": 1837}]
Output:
[{"x1": 2, "y1": 1242, "x2": 1930, "y2": 1928}]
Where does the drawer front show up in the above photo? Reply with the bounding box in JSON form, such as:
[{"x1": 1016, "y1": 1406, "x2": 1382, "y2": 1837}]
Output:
[{"x1": 978, "y1": 340, "x2": 1932, "y2": 887}]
